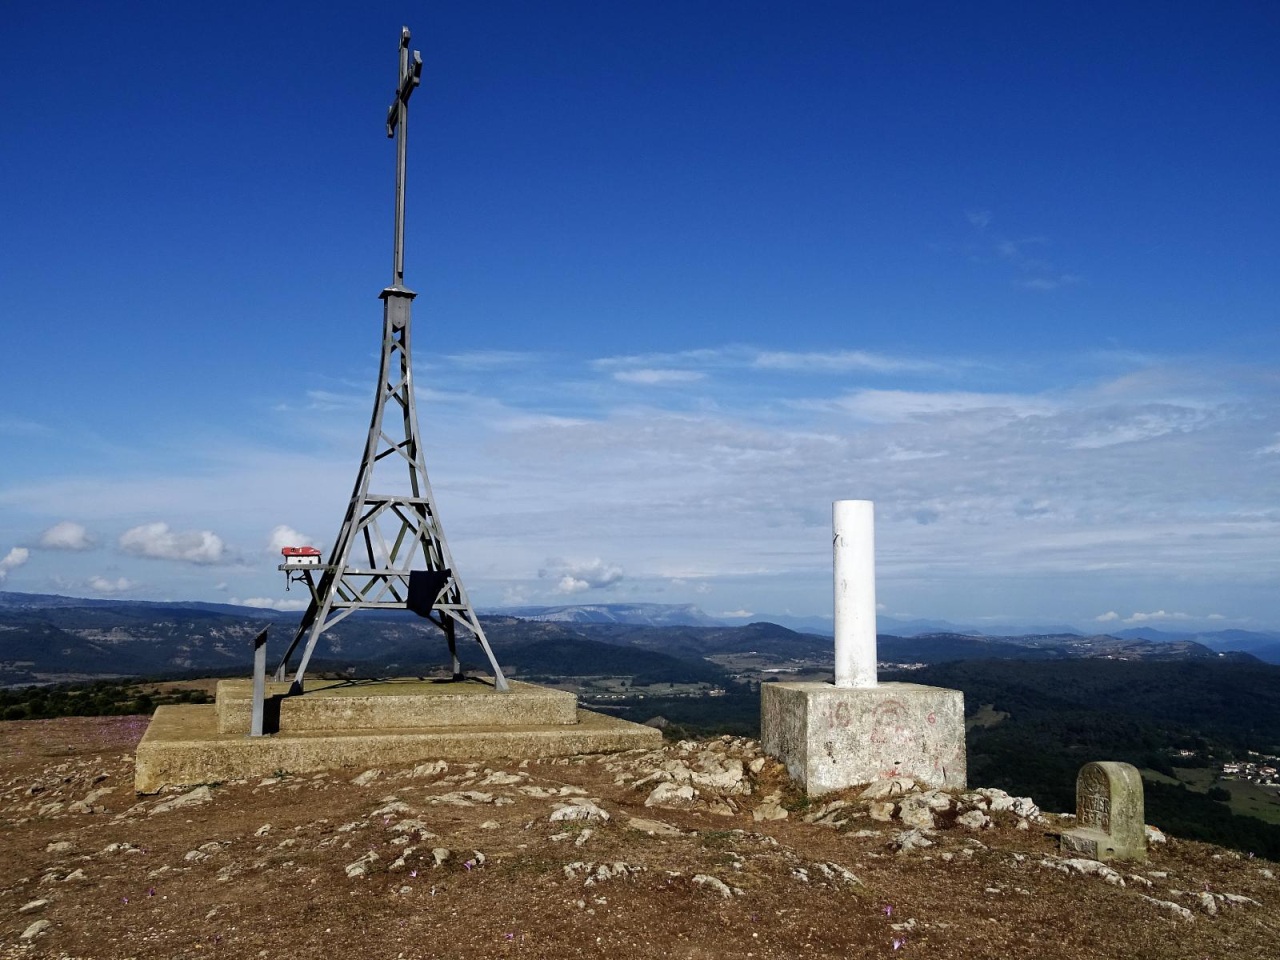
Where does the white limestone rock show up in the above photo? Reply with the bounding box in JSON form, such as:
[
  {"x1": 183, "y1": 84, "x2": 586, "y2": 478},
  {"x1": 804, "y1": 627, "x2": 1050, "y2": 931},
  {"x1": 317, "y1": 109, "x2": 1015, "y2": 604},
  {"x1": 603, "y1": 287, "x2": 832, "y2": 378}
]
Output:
[
  {"x1": 810, "y1": 861, "x2": 863, "y2": 886},
  {"x1": 867, "y1": 801, "x2": 897, "y2": 822},
  {"x1": 625, "y1": 816, "x2": 683, "y2": 838},
  {"x1": 1041, "y1": 856, "x2": 1125, "y2": 887},
  {"x1": 550, "y1": 798, "x2": 611, "y2": 822},
  {"x1": 898, "y1": 792, "x2": 951, "y2": 831},
  {"x1": 409, "y1": 761, "x2": 448, "y2": 779},
  {"x1": 645, "y1": 782, "x2": 697, "y2": 809},
  {"x1": 428, "y1": 791, "x2": 494, "y2": 806},
  {"x1": 691, "y1": 755, "x2": 748, "y2": 795},
  {"x1": 344, "y1": 851, "x2": 379, "y2": 878},
  {"x1": 890, "y1": 829, "x2": 934, "y2": 853},
  {"x1": 1140, "y1": 895, "x2": 1194, "y2": 922},
  {"x1": 752, "y1": 793, "x2": 788, "y2": 821},
  {"x1": 956, "y1": 809, "x2": 991, "y2": 831},
  {"x1": 692, "y1": 874, "x2": 734, "y2": 898},
  {"x1": 859, "y1": 777, "x2": 916, "y2": 801},
  {"x1": 977, "y1": 787, "x2": 1040, "y2": 821},
  {"x1": 150, "y1": 785, "x2": 212, "y2": 816}
]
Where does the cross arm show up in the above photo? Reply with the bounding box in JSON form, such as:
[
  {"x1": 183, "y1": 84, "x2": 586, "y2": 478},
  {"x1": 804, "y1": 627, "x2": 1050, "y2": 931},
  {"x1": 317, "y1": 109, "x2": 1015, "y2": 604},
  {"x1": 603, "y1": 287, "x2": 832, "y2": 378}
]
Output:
[{"x1": 385, "y1": 46, "x2": 424, "y2": 138}]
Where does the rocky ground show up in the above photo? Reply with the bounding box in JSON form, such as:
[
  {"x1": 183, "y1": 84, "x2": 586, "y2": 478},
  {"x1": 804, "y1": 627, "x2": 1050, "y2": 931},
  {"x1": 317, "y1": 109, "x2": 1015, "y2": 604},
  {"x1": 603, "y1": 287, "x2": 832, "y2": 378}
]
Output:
[{"x1": 2, "y1": 716, "x2": 1278, "y2": 959}]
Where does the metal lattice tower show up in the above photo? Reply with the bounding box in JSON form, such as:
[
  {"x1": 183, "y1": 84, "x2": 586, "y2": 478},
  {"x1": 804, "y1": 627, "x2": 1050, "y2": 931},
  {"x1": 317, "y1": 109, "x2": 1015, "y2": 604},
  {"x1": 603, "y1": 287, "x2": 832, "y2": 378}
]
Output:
[{"x1": 274, "y1": 26, "x2": 509, "y2": 694}]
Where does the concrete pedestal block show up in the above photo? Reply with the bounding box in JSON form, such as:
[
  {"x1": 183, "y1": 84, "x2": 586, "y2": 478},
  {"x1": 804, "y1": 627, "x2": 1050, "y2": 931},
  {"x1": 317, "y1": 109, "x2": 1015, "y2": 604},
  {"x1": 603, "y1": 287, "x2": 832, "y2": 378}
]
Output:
[
  {"x1": 761, "y1": 681, "x2": 966, "y2": 796},
  {"x1": 215, "y1": 677, "x2": 577, "y2": 734}
]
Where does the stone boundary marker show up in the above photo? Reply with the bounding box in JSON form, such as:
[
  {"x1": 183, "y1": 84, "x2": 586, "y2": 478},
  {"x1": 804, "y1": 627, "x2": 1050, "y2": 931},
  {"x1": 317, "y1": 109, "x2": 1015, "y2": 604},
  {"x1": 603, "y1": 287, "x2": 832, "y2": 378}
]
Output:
[{"x1": 1060, "y1": 761, "x2": 1147, "y2": 863}]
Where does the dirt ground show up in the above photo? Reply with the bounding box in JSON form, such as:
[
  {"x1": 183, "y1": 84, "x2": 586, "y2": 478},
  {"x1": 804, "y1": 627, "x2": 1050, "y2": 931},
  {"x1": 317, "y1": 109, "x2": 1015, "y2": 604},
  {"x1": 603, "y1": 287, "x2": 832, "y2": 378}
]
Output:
[{"x1": 2, "y1": 716, "x2": 1278, "y2": 960}]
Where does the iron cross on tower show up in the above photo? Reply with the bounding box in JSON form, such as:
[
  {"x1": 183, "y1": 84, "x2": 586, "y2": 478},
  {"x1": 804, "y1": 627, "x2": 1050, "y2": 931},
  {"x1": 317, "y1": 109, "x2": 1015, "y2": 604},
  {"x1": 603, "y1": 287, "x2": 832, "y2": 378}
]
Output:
[{"x1": 274, "y1": 26, "x2": 510, "y2": 694}]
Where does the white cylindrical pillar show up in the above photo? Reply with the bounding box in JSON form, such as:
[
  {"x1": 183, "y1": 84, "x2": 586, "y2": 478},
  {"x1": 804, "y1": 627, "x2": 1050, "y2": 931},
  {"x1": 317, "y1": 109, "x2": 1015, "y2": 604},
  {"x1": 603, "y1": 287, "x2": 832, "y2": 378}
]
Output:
[{"x1": 833, "y1": 499, "x2": 877, "y2": 688}]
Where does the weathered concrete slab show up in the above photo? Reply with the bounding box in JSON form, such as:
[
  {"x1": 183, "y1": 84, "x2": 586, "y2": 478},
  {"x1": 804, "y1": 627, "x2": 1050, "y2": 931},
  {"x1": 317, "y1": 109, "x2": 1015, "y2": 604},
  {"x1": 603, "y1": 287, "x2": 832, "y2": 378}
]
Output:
[
  {"x1": 1060, "y1": 760, "x2": 1147, "y2": 863},
  {"x1": 216, "y1": 677, "x2": 578, "y2": 734},
  {"x1": 136, "y1": 703, "x2": 661, "y2": 793},
  {"x1": 761, "y1": 681, "x2": 966, "y2": 796}
]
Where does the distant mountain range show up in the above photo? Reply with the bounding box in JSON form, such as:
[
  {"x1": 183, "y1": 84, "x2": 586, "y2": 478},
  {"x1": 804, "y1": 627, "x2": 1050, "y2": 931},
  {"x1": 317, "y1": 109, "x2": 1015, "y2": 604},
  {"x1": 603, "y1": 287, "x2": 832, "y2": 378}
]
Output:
[
  {"x1": 1, "y1": 591, "x2": 1277, "y2": 687},
  {"x1": 494, "y1": 603, "x2": 722, "y2": 627}
]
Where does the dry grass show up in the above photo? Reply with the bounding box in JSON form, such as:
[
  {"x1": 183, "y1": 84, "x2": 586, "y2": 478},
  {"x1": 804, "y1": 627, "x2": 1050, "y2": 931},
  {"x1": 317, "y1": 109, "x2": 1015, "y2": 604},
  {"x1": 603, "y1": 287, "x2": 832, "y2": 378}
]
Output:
[{"x1": 1, "y1": 716, "x2": 1278, "y2": 959}]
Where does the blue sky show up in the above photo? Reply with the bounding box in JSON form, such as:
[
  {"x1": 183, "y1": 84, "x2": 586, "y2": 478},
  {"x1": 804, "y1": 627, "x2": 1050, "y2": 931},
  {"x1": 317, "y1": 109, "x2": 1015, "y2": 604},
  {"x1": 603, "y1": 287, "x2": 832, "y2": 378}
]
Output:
[{"x1": 2, "y1": 2, "x2": 1278, "y2": 631}]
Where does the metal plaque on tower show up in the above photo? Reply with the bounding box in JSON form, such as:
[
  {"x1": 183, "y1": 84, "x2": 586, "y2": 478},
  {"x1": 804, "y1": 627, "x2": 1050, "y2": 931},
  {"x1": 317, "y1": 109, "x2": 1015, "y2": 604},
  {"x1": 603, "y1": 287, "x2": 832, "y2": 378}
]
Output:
[{"x1": 274, "y1": 26, "x2": 509, "y2": 693}]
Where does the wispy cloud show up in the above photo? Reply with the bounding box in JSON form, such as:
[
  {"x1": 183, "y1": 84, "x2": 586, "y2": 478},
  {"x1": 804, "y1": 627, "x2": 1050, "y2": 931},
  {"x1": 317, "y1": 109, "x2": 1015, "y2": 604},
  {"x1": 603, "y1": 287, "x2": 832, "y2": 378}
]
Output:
[
  {"x1": 443, "y1": 350, "x2": 546, "y2": 370},
  {"x1": 825, "y1": 388, "x2": 1058, "y2": 423},
  {"x1": 752, "y1": 351, "x2": 937, "y2": 374},
  {"x1": 966, "y1": 208, "x2": 992, "y2": 229},
  {"x1": 0, "y1": 416, "x2": 51, "y2": 437},
  {"x1": 594, "y1": 346, "x2": 937, "y2": 379},
  {"x1": 1018, "y1": 275, "x2": 1081, "y2": 291},
  {"x1": 964, "y1": 211, "x2": 1081, "y2": 292},
  {"x1": 1098, "y1": 609, "x2": 1225, "y2": 625},
  {"x1": 2, "y1": 347, "x2": 1276, "y2": 627},
  {"x1": 88, "y1": 575, "x2": 134, "y2": 594},
  {"x1": 612, "y1": 369, "x2": 707, "y2": 385},
  {"x1": 231, "y1": 596, "x2": 310, "y2": 611},
  {"x1": 592, "y1": 348, "x2": 732, "y2": 372}
]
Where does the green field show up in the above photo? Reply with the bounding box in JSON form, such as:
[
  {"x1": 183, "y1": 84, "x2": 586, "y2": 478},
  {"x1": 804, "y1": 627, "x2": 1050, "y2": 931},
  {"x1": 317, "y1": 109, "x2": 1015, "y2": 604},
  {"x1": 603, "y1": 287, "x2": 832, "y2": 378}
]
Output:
[{"x1": 1171, "y1": 766, "x2": 1280, "y2": 825}]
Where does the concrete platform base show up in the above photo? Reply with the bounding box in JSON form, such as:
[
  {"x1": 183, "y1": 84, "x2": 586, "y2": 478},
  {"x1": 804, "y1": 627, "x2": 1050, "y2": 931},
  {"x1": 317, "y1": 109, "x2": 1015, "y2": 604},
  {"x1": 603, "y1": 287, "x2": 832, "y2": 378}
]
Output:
[
  {"x1": 135, "y1": 678, "x2": 661, "y2": 793},
  {"x1": 761, "y1": 681, "x2": 966, "y2": 796},
  {"x1": 215, "y1": 677, "x2": 578, "y2": 734}
]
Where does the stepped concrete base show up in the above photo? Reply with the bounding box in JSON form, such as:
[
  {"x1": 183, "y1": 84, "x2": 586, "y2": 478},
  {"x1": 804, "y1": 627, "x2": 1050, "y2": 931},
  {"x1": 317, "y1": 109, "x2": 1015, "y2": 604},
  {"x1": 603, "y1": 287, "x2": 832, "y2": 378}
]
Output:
[
  {"x1": 216, "y1": 677, "x2": 578, "y2": 734},
  {"x1": 761, "y1": 681, "x2": 966, "y2": 796},
  {"x1": 135, "y1": 677, "x2": 661, "y2": 793}
]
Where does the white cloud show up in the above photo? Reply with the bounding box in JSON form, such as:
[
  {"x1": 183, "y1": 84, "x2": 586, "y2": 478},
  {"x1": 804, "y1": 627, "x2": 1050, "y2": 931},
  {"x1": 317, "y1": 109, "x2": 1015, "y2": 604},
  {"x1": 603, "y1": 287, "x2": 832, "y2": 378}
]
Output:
[
  {"x1": 1122, "y1": 610, "x2": 1194, "y2": 624},
  {"x1": 1018, "y1": 274, "x2": 1080, "y2": 291},
  {"x1": 612, "y1": 369, "x2": 706, "y2": 385},
  {"x1": 669, "y1": 578, "x2": 713, "y2": 595},
  {"x1": 231, "y1": 596, "x2": 310, "y2": 611},
  {"x1": 753, "y1": 350, "x2": 935, "y2": 374},
  {"x1": 830, "y1": 389, "x2": 1056, "y2": 423},
  {"x1": 592, "y1": 348, "x2": 728, "y2": 372},
  {"x1": 444, "y1": 350, "x2": 544, "y2": 370},
  {"x1": 964, "y1": 214, "x2": 1080, "y2": 292},
  {"x1": 268, "y1": 524, "x2": 314, "y2": 554},
  {"x1": 720, "y1": 609, "x2": 754, "y2": 618},
  {"x1": 1070, "y1": 405, "x2": 1212, "y2": 449},
  {"x1": 3, "y1": 345, "x2": 1277, "y2": 628},
  {"x1": 966, "y1": 209, "x2": 992, "y2": 230},
  {"x1": 539, "y1": 558, "x2": 624, "y2": 595},
  {"x1": 88, "y1": 575, "x2": 134, "y2": 594},
  {"x1": 119, "y1": 522, "x2": 226, "y2": 565},
  {"x1": 39, "y1": 520, "x2": 94, "y2": 551},
  {"x1": 0, "y1": 547, "x2": 30, "y2": 581}
]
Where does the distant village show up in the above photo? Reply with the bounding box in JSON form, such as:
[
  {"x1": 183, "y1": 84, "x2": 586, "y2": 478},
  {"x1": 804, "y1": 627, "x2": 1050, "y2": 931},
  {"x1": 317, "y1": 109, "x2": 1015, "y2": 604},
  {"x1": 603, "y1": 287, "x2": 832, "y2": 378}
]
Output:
[{"x1": 1217, "y1": 751, "x2": 1280, "y2": 786}]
